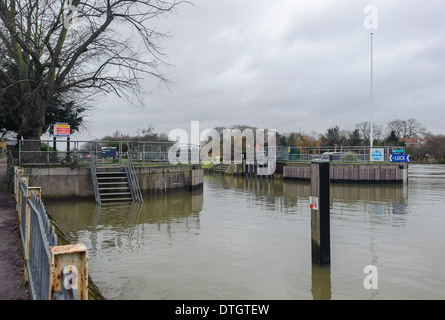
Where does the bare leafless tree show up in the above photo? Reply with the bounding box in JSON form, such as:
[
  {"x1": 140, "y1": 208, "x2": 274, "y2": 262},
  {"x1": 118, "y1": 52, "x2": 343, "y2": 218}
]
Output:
[
  {"x1": 0, "y1": 0, "x2": 184, "y2": 150},
  {"x1": 355, "y1": 121, "x2": 383, "y2": 145},
  {"x1": 423, "y1": 135, "x2": 445, "y2": 162},
  {"x1": 387, "y1": 118, "x2": 428, "y2": 139}
]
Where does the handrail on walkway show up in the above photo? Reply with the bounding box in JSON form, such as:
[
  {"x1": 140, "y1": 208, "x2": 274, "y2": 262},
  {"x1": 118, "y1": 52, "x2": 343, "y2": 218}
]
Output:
[{"x1": 15, "y1": 139, "x2": 407, "y2": 166}]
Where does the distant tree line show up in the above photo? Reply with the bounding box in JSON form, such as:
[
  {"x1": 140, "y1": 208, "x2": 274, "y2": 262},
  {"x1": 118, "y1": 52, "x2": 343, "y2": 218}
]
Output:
[
  {"x1": 277, "y1": 118, "x2": 445, "y2": 163},
  {"x1": 278, "y1": 118, "x2": 429, "y2": 148},
  {"x1": 101, "y1": 124, "x2": 169, "y2": 143},
  {"x1": 406, "y1": 135, "x2": 445, "y2": 163},
  {"x1": 79, "y1": 124, "x2": 170, "y2": 152},
  {"x1": 92, "y1": 119, "x2": 445, "y2": 163}
]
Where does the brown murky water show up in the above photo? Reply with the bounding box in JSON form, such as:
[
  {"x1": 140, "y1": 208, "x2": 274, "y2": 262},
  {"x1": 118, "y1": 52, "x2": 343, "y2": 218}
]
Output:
[{"x1": 45, "y1": 164, "x2": 445, "y2": 299}]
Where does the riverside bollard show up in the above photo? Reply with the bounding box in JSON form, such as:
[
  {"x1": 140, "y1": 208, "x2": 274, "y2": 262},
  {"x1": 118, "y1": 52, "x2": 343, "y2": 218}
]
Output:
[{"x1": 310, "y1": 160, "x2": 330, "y2": 265}]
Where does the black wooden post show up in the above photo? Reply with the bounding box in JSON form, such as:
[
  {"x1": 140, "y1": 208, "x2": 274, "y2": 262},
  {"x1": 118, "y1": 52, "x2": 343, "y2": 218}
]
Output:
[
  {"x1": 53, "y1": 136, "x2": 57, "y2": 151},
  {"x1": 66, "y1": 136, "x2": 71, "y2": 162},
  {"x1": 311, "y1": 264, "x2": 332, "y2": 300},
  {"x1": 311, "y1": 160, "x2": 330, "y2": 265}
]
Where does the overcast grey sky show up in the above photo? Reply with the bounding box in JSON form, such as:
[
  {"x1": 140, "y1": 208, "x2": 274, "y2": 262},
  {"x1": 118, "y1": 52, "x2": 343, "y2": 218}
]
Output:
[{"x1": 71, "y1": 0, "x2": 445, "y2": 141}]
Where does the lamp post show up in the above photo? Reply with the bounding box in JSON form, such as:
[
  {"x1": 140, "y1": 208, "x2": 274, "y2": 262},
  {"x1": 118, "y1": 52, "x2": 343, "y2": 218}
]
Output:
[{"x1": 370, "y1": 32, "x2": 374, "y2": 149}]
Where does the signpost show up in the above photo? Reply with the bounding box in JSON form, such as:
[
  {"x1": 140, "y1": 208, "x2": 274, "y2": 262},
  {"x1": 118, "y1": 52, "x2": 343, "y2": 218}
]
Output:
[
  {"x1": 389, "y1": 154, "x2": 410, "y2": 162},
  {"x1": 53, "y1": 123, "x2": 71, "y2": 155},
  {"x1": 53, "y1": 124, "x2": 70, "y2": 137}
]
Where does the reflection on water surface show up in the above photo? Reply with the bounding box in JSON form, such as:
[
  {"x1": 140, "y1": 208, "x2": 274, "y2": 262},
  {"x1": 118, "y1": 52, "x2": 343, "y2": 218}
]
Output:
[{"x1": 45, "y1": 164, "x2": 445, "y2": 299}]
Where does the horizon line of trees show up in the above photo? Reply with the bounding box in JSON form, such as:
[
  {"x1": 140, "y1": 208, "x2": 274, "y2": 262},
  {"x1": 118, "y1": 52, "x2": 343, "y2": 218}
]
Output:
[
  {"x1": 278, "y1": 118, "x2": 429, "y2": 148},
  {"x1": 96, "y1": 120, "x2": 444, "y2": 162},
  {"x1": 92, "y1": 118, "x2": 444, "y2": 153},
  {"x1": 87, "y1": 118, "x2": 431, "y2": 148}
]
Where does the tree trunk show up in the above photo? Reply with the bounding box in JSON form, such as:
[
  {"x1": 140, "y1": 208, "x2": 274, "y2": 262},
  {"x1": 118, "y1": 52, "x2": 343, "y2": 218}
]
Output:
[{"x1": 18, "y1": 91, "x2": 49, "y2": 152}]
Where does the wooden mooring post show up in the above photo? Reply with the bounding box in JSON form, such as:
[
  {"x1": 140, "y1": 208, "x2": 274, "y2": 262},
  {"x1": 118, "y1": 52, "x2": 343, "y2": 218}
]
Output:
[{"x1": 310, "y1": 161, "x2": 330, "y2": 265}]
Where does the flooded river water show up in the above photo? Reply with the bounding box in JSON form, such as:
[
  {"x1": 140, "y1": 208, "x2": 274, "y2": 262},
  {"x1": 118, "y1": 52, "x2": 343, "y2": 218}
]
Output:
[{"x1": 45, "y1": 164, "x2": 445, "y2": 299}]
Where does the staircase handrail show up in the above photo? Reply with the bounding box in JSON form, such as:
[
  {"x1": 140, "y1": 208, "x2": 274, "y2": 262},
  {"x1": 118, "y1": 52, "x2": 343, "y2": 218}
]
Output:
[
  {"x1": 125, "y1": 150, "x2": 143, "y2": 203},
  {"x1": 90, "y1": 153, "x2": 101, "y2": 204}
]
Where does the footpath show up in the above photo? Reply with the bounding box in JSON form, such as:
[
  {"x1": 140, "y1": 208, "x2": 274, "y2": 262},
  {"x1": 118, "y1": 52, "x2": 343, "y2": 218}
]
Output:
[{"x1": 0, "y1": 156, "x2": 29, "y2": 300}]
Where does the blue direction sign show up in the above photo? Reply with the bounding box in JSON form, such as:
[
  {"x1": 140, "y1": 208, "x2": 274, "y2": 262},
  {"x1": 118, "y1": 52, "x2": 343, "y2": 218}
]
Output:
[
  {"x1": 389, "y1": 154, "x2": 410, "y2": 162},
  {"x1": 101, "y1": 147, "x2": 117, "y2": 158}
]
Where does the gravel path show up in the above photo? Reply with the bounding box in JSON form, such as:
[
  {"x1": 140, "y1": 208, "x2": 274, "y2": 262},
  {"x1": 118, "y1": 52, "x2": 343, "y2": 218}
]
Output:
[{"x1": 0, "y1": 157, "x2": 29, "y2": 300}]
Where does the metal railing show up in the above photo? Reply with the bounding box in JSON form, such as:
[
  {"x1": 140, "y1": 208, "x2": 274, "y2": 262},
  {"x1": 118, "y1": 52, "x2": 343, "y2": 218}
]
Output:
[
  {"x1": 16, "y1": 139, "x2": 406, "y2": 166},
  {"x1": 276, "y1": 145, "x2": 406, "y2": 163},
  {"x1": 17, "y1": 139, "x2": 175, "y2": 166},
  {"x1": 26, "y1": 190, "x2": 58, "y2": 300},
  {"x1": 14, "y1": 167, "x2": 88, "y2": 300},
  {"x1": 90, "y1": 153, "x2": 101, "y2": 204},
  {"x1": 125, "y1": 150, "x2": 143, "y2": 203}
]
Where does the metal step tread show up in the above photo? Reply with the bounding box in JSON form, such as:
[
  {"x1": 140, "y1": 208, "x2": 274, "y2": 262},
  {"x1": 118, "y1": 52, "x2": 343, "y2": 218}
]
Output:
[
  {"x1": 95, "y1": 166, "x2": 121, "y2": 168},
  {"x1": 101, "y1": 198, "x2": 132, "y2": 202},
  {"x1": 99, "y1": 187, "x2": 130, "y2": 190},
  {"x1": 97, "y1": 176, "x2": 127, "y2": 180},
  {"x1": 98, "y1": 181, "x2": 128, "y2": 185},
  {"x1": 100, "y1": 192, "x2": 131, "y2": 196},
  {"x1": 96, "y1": 172, "x2": 126, "y2": 175}
]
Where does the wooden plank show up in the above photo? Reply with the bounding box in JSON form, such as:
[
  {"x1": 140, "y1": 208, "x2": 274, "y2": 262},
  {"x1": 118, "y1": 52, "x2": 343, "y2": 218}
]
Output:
[
  {"x1": 354, "y1": 168, "x2": 359, "y2": 181},
  {"x1": 359, "y1": 168, "x2": 365, "y2": 181},
  {"x1": 396, "y1": 167, "x2": 401, "y2": 181},
  {"x1": 364, "y1": 168, "x2": 370, "y2": 181},
  {"x1": 369, "y1": 168, "x2": 375, "y2": 181}
]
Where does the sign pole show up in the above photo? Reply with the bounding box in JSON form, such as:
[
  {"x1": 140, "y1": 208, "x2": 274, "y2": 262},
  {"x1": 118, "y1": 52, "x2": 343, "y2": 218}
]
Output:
[
  {"x1": 310, "y1": 161, "x2": 331, "y2": 265},
  {"x1": 370, "y1": 32, "x2": 374, "y2": 149}
]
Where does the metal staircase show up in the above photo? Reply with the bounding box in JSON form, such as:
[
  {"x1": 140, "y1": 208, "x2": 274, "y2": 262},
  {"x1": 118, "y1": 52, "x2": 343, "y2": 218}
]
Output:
[
  {"x1": 205, "y1": 163, "x2": 230, "y2": 174},
  {"x1": 90, "y1": 152, "x2": 143, "y2": 204},
  {"x1": 96, "y1": 167, "x2": 132, "y2": 202}
]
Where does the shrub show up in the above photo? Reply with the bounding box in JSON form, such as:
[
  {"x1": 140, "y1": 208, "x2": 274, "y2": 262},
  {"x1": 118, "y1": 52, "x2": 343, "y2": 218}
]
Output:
[{"x1": 341, "y1": 152, "x2": 359, "y2": 163}]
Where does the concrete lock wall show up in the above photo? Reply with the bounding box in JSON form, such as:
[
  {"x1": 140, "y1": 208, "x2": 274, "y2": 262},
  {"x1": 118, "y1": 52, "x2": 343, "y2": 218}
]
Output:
[
  {"x1": 24, "y1": 165, "x2": 203, "y2": 199},
  {"x1": 135, "y1": 166, "x2": 203, "y2": 193},
  {"x1": 283, "y1": 163, "x2": 408, "y2": 183}
]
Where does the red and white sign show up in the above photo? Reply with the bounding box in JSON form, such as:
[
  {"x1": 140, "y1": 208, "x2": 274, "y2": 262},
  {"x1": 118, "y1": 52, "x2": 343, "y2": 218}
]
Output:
[
  {"x1": 309, "y1": 196, "x2": 319, "y2": 210},
  {"x1": 54, "y1": 124, "x2": 70, "y2": 137}
]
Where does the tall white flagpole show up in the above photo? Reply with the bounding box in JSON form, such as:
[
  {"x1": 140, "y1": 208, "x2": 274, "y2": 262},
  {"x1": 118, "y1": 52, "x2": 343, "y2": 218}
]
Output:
[{"x1": 370, "y1": 32, "x2": 374, "y2": 148}]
